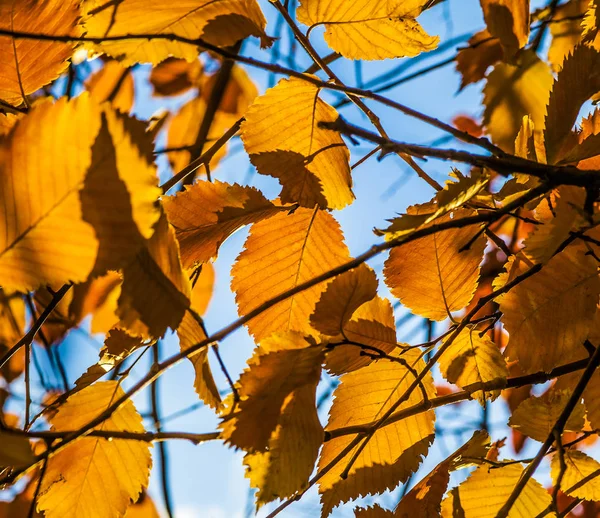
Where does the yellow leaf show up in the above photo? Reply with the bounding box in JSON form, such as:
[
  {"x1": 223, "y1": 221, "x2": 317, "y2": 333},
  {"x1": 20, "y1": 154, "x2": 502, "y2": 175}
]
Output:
[
  {"x1": 241, "y1": 77, "x2": 353, "y2": 209},
  {"x1": 480, "y1": 0, "x2": 530, "y2": 51},
  {"x1": 189, "y1": 263, "x2": 215, "y2": 316},
  {"x1": 37, "y1": 381, "x2": 152, "y2": 518},
  {"x1": 439, "y1": 327, "x2": 508, "y2": 404},
  {"x1": 71, "y1": 271, "x2": 122, "y2": 335},
  {"x1": 500, "y1": 246, "x2": 600, "y2": 373},
  {"x1": 318, "y1": 349, "x2": 435, "y2": 517},
  {"x1": 0, "y1": 95, "x2": 161, "y2": 292},
  {"x1": 176, "y1": 309, "x2": 221, "y2": 410},
  {"x1": 325, "y1": 296, "x2": 398, "y2": 375},
  {"x1": 200, "y1": 64, "x2": 258, "y2": 118},
  {"x1": 231, "y1": 208, "x2": 350, "y2": 342},
  {"x1": 163, "y1": 180, "x2": 284, "y2": 268},
  {"x1": 244, "y1": 385, "x2": 323, "y2": 507},
  {"x1": 523, "y1": 187, "x2": 586, "y2": 264},
  {"x1": 483, "y1": 51, "x2": 553, "y2": 151},
  {"x1": 296, "y1": 0, "x2": 439, "y2": 60},
  {"x1": 441, "y1": 463, "x2": 552, "y2": 517},
  {"x1": 220, "y1": 331, "x2": 324, "y2": 452},
  {"x1": 310, "y1": 264, "x2": 378, "y2": 336},
  {"x1": 383, "y1": 215, "x2": 485, "y2": 321},
  {"x1": 551, "y1": 450, "x2": 600, "y2": 501},
  {"x1": 0, "y1": 0, "x2": 80, "y2": 105},
  {"x1": 164, "y1": 96, "x2": 233, "y2": 175},
  {"x1": 82, "y1": 0, "x2": 270, "y2": 65},
  {"x1": 508, "y1": 389, "x2": 585, "y2": 442},
  {"x1": 86, "y1": 60, "x2": 134, "y2": 113},
  {"x1": 124, "y1": 493, "x2": 160, "y2": 518},
  {"x1": 149, "y1": 57, "x2": 203, "y2": 97},
  {"x1": 544, "y1": 45, "x2": 600, "y2": 164},
  {"x1": 548, "y1": 0, "x2": 589, "y2": 71},
  {"x1": 455, "y1": 30, "x2": 503, "y2": 90},
  {"x1": 118, "y1": 212, "x2": 191, "y2": 338}
]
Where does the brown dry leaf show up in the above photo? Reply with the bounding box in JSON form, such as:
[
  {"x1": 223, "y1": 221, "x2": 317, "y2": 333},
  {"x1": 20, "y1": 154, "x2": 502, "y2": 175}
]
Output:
[
  {"x1": 441, "y1": 463, "x2": 552, "y2": 517},
  {"x1": 176, "y1": 309, "x2": 221, "y2": 410},
  {"x1": 0, "y1": 0, "x2": 80, "y2": 106},
  {"x1": 508, "y1": 389, "x2": 585, "y2": 442},
  {"x1": 439, "y1": 326, "x2": 508, "y2": 404},
  {"x1": 544, "y1": 45, "x2": 600, "y2": 164},
  {"x1": 37, "y1": 381, "x2": 152, "y2": 518},
  {"x1": 355, "y1": 506, "x2": 395, "y2": 517},
  {"x1": 241, "y1": 77, "x2": 353, "y2": 209},
  {"x1": 310, "y1": 264, "x2": 378, "y2": 336},
  {"x1": 0, "y1": 95, "x2": 161, "y2": 292},
  {"x1": 480, "y1": 0, "x2": 530, "y2": 52},
  {"x1": 318, "y1": 349, "x2": 436, "y2": 517},
  {"x1": 244, "y1": 385, "x2": 323, "y2": 507},
  {"x1": 483, "y1": 51, "x2": 553, "y2": 151},
  {"x1": 583, "y1": 369, "x2": 600, "y2": 430},
  {"x1": 231, "y1": 208, "x2": 350, "y2": 342},
  {"x1": 163, "y1": 180, "x2": 284, "y2": 268},
  {"x1": 82, "y1": 0, "x2": 271, "y2": 65},
  {"x1": 456, "y1": 30, "x2": 503, "y2": 90},
  {"x1": 325, "y1": 296, "x2": 398, "y2": 375},
  {"x1": 220, "y1": 331, "x2": 324, "y2": 452},
  {"x1": 383, "y1": 214, "x2": 486, "y2": 321},
  {"x1": 86, "y1": 60, "x2": 134, "y2": 113},
  {"x1": 149, "y1": 57, "x2": 203, "y2": 97},
  {"x1": 118, "y1": 212, "x2": 191, "y2": 338},
  {"x1": 0, "y1": 431, "x2": 34, "y2": 470},
  {"x1": 500, "y1": 246, "x2": 600, "y2": 373},
  {"x1": 562, "y1": 109, "x2": 600, "y2": 167},
  {"x1": 296, "y1": 0, "x2": 438, "y2": 60}
]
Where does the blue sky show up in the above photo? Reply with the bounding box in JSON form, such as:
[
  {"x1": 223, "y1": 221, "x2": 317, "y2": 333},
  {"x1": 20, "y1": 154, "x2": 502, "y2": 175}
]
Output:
[{"x1": 15, "y1": 0, "x2": 563, "y2": 516}]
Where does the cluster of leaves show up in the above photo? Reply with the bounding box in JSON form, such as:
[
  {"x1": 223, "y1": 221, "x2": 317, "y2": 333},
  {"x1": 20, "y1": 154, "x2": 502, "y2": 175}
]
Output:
[{"x1": 3, "y1": 0, "x2": 600, "y2": 517}]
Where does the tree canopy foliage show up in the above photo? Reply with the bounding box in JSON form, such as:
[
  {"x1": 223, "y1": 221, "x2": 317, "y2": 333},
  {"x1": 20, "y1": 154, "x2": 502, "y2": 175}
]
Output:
[{"x1": 2, "y1": 0, "x2": 600, "y2": 516}]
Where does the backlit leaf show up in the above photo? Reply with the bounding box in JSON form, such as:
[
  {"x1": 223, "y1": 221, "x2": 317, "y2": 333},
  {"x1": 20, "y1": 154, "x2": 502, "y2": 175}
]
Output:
[
  {"x1": 456, "y1": 30, "x2": 503, "y2": 90},
  {"x1": 0, "y1": 0, "x2": 80, "y2": 105},
  {"x1": 318, "y1": 349, "x2": 435, "y2": 517},
  {"x1": 163, "y1": 180, "x2": 284, "y2": 268},
  {"x1": 241, "y1": 77, "x2": 353, "y2": 209},
  {"x1": 37, "y1": 381, "x2": 152, "y2": 518},
  {"x1": 551, "y1": 450, "x2": 600, "y2": 501},
  {"x1": 297, "y1": 0, "x2": 439, "y2": 60},
  {"x1": 480, "y1": 0, "x2": 530, "y2": 51},
  {"x1": 231, "y1": 208, "x2": 350, "y2": 342}
]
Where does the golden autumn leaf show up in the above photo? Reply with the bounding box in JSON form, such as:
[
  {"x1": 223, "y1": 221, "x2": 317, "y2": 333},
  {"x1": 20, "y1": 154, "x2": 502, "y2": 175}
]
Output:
[
  {"x1": 296, "y1": 0, "x2": 439, "y2": 60},
  {"x1": 441, "y1": 463, "x2": 552, "y2": 517},
  {"x1": 500, "y1": 246, "x2": 600, "y2": 373},
  {"x1": 118, "y1": 212, "x2": 191, "y2": 338},
  {"x1": 244, "y1": 385, "x2": 323, "y2": 507},
  {"x1": 37, "y1": 381, "x2": 152, "y2": 518},
  {"x1": 439, "y1": 326, "x2": 508, "y2": 404},
  {"x1": 551, "y1": 450, "x2": 600, "y2": 501},
  {"x1": 241, "y1": 77, "x2": 353, "y2": 209},
  {"x1": 544, "y1": 45, "x2": 600, "y2": 164},
  {"x1": 200, "y1": 64, "x2": 258, "y2": 117},
  {"x1": 318, "y1": 349, "x2": 435, "y2": 517},
  {"x1": 325, "y1": 296, "x2": 399, "y2": 375},
  {"x1": 231, "y1": 207, "x2": 350, "y2": 342},
  {"x1": 508, "y1": 389, "x2": 585, "y2": 442},
  {"x1": 310, "y1": 264, "x2": 378, "y2": 336},
  {"x1": 0, "y1": 289, "x2": 25, "y2": 381},
  {"x1": 163, "y1": 180, "x2": 284, "y2": 268},
  {"x1": 480, "y1": 0, "x2": 530, "y2": 51},
  {"x1": 149, "y1": 57, "x2": 203, "y2": 97},
  {"x1": 220, "y1": 331, "x2": 324, "y2": 452},
  {"x1": 383, "y1": 215, "x2": 486, "y2": 321},
  {"x1": 189, "y1": 263, "x2": 215, "y2": 316},
  {"x1": 176, "y1": 309, "x2": 221, "y2": 410},
  {"x1": 456, "y1": 30, "x2": 503, "y2": 90},
  {"x1": 0, "y1": 95, "x2": 161, "y2": 292},
  {"x1": 583, "y1": 370, "x2": 600, "y2": 430},
  {"x1": 82, "y1": 0, "x2": 271, "y2": 65},
  {"x1": 548, "y1": 0, "x2": 589, "y2": 71},
  {"x1": 124, "y1": 493, "x2": 160, "y2": 518},
  {"x1": 86, "y1": 60, "x2": 135, "y2": 113},
  {"x1": 483, "y1": 51, "x2": 553, "y2": 151},
  {"x1": 0, "y1": 0, "x2": 80, "y2": 105}
]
